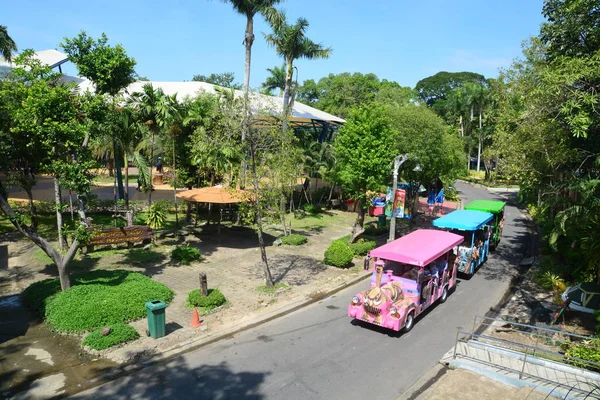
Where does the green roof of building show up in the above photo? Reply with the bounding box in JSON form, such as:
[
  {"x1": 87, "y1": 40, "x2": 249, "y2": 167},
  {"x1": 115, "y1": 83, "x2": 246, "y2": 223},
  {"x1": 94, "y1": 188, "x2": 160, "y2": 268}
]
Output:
[{"x1": 464, "y1": 200, "x2": 506, "y2": 214}]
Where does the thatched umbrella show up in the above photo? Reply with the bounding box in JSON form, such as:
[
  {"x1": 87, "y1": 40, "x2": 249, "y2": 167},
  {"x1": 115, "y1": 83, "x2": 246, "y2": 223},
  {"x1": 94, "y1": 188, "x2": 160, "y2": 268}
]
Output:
[{"x1": 175, "y1": 186, "x2": 253, "y2": 242}]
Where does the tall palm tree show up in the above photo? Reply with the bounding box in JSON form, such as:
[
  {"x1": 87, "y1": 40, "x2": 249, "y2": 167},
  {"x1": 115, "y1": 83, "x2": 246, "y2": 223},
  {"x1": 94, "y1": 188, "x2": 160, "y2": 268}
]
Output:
[
  {"x1": 0, "y1": 25, "x2": 17, "y2": 62},
  {"x1": 263, "y1": 17, "x2": 332, "y2": 121},
  {"x1": 261, "y1": 64, "x2": 286, "y2": 96},
  {"x1": 221, "y1": 0, "x2": 284, "y2": 134},
  {"x1": 464, "y1": 84, "x2": 489, "y2": 172},
  {"x1": 128, "y1": 84, "x2": 176, "y2": 206}
]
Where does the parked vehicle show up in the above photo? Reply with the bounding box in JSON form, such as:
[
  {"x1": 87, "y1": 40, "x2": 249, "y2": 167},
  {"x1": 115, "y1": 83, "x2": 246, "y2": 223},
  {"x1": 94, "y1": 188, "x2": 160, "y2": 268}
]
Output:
[
  {"x1": 561, "y1": 283, "x2": 600, "y2": 314},
  {"x1": 348, "y1": 229, "x2": 463, "y2": 332},
  {"x1": 464, "y1": 200, "x2": 506, "y2": 249},
  {"x1": 433, "y1": 210, "x2": 494, "y2": 275}
]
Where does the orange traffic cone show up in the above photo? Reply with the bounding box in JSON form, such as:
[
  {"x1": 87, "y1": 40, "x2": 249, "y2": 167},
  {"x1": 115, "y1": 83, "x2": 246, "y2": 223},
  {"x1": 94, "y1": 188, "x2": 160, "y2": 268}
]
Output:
[{"x1": 190, "y1": 308, "x2": 202, "y2": 328}]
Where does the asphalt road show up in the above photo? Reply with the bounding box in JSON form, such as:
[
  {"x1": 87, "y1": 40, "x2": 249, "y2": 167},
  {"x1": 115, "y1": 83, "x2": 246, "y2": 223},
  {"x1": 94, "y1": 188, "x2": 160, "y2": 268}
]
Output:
[{"x1": 72, "y1": 182, "x2": 529, "y2": 400}]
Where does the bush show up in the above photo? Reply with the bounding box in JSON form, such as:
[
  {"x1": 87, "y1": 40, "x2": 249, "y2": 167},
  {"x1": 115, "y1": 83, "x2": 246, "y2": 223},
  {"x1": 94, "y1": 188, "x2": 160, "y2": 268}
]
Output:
[
  {"x1": 563, "y1": 339, "x2": 600, "y2": 372},
  {"x1": 324, "y1": 240, "x2": 354, "y2": 267},
  {"x1": 349, "y1": 238, "x2": 377, "y2": 256},
  {"x1": 363, "y1": 224, "x2": 389, "y2": 236},
  {"x1": 82, "y1": 323, "x2": 139, "y2": 350},
  {"x1": 186, "y1": 288, "x2": 227, "y2": 310},
  {"x1": 146, "y1": 200, "x2": 170, "y2": 229},
  {"x1": 23, "y1": 270, "x2": 173, "y2": 333},
  {"x1": 333, "y1": 235, "x2": 377, "y2": 256},
  {"x1": 303, "y1": 204, "x2": 322, "y2": 215},
  {"x1": 171, "y1": 246, "x2": 202, "y2": 264},
  {"x1": 280, "y1": 234, "x2": 308, "y2": 246}
]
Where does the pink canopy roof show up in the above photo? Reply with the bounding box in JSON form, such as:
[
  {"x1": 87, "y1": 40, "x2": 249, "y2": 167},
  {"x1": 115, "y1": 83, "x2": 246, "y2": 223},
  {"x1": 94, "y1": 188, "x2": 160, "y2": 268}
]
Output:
[{"x1": 369, "y1": 229, "x2": 463, "y2": 267}]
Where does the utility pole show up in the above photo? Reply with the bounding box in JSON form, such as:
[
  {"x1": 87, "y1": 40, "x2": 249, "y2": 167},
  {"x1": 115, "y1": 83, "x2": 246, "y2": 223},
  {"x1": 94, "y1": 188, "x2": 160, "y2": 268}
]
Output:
[{"x1": 388, "y1": 154, "x2": 408, "y2": 243}]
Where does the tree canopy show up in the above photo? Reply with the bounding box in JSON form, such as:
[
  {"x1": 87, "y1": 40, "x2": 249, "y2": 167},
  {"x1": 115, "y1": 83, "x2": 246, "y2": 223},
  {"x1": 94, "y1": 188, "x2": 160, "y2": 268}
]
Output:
[
  {"x1": 61, "y1": 31, "x2": 136, "y2": 96},
  {"x1": 297, "y1": 72, "x2": 414, "y2": 119},
  {"x1": 192, "y1": 72, "x2": 242, "y2": 89}
]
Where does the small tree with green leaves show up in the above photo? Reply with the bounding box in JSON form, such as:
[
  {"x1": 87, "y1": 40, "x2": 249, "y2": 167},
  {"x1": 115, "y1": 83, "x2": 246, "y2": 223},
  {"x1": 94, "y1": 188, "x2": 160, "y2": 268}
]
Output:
[{"x1": 333, "y1": 105, "x2": 397, "y2": 240}]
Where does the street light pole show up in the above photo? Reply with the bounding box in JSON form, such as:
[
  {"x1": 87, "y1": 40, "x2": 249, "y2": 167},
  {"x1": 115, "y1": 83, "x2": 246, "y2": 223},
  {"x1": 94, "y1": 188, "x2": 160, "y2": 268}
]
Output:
[{"x1": 389, "y1": 154, "x2": 408, "y2": 242}]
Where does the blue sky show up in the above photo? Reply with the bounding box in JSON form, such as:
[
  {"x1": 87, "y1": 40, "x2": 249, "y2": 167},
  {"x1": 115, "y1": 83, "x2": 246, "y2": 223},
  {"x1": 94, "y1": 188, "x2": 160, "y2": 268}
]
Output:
[{"x1": 4, "y1": 0, "x2": 546, "y2": 89}]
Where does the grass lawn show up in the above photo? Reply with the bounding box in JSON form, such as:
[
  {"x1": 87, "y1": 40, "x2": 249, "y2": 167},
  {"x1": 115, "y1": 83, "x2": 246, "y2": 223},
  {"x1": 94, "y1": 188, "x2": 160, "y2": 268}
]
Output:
[{"x1": 22, "y1": 269, "x2": 173, "y2": 333}]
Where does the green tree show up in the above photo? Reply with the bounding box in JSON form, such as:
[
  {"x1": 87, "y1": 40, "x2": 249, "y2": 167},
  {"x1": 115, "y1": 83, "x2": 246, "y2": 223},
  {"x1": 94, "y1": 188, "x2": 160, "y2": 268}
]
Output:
[
  {"x1": 414, "y1": 71, "x2": 487, "y2": 120},
  {"x1": 62, "y1": 31, "x2": 137, "y2": 203},
  {"x1": 541, "y1": 0, "x2": 600, "y2": 59},
  {"x1": 296, "y1": 73, "x2": 413, "y2": 119},
  {"x1": 0, "y1": 51, "x2": 97, "y2": 291},
  {"x1": 192, "y1": 72, "x2": 242, "y2": 89},
  {"x1": 263, "y1": 16, "x2": 332, "y2": 120},
  {"x1": 260, "y1": 64, "x2": 286, "y2": 96},
  {"x1": 333, "y1": 105, "x2": 397, "y2": 237},
  {"x1": 0, "y1": 25, "x2": 17, "y2": 62},
  {"x1": 61, "y1": 31, "x2": 136, "y2": 96},
  {"x1": 128, "y1": 84, "x2": 177, "y2": 206},
  {"x1": 387, "y1": 104, "x2": 465, "y2": 211}
]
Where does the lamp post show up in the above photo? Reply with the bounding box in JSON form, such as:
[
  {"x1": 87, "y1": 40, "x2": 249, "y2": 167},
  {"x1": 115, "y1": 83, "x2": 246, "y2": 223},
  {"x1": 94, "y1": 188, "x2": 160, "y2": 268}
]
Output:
[{"x1": 388, "y1": 154, "x2": 408, "y2": 242}]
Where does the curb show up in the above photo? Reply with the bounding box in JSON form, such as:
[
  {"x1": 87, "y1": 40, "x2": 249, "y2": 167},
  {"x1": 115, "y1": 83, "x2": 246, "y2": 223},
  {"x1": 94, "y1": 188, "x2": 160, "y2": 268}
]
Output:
[{"x1": 83, "y1": 270, "x2": 372, "y2": 394}]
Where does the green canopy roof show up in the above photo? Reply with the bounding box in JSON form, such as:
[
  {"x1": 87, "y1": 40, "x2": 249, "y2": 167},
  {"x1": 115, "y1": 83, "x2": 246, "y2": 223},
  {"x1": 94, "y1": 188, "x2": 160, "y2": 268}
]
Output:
[{"x1": 465, "y1": 200, "x2": 506, "y2": 214}]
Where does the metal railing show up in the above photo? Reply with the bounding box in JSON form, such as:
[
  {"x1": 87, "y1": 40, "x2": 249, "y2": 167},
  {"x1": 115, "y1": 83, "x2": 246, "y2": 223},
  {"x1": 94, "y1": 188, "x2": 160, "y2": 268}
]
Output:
[{"x1": 452, "y1": 315, "x2": 600, "y2": 398}]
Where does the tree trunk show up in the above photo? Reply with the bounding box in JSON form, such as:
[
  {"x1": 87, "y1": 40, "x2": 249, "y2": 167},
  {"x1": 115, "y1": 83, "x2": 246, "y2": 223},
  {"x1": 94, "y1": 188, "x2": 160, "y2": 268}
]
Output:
[
  {"x1": 280, "y1": 194, "x2": 288, "y2": 236},
  {"x1": 124, "y1": 151, "x2": 129, "y2": 209},
  {"x1": 54, "y1": 177, "x2": 66, "y2": 251},
  {"x1": 149, "y1": 130, "x2": 154, "y2": 207},
  {"x1": 172, "y1": 137, "x2": 179, "y2": 228},
  {"x1": 0, "y1": 186, "x2": 79, "y2": 291},
  {"x1": 281, "y1": 61, "x2": 293, "y2": 131},
  {"x1": 68, "y1": 190, "x2": 74, "y2": 220},
  {"x1": 239, "y1": 15, "x2": 254, "y2": 189},
  {"x1": 350, "y1": 198, "x2": 365, "y2": 244},
  {"x1": 477, "y1": 108, "x2": 483, "y2": 172},
  {"x1": 25, "y1": 187, "x2": 38, "y2": 230},
  {"x1": 459, "y1": 115, "x2": 464, "y2": 137},
  {"x1": 249, "y1": 136, "x2": 274, "y2": 287}
]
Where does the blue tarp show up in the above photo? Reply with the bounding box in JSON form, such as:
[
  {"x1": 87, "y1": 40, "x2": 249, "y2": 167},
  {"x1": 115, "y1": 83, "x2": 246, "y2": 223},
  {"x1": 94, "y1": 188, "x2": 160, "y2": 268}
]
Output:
[{"x1": 433, "y1": 210, "x2": 494, "y2": 231}]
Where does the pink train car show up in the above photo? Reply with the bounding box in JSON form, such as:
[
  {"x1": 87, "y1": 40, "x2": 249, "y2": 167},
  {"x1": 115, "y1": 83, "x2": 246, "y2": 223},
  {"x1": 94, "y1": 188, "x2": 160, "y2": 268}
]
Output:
[{"x1": 348, "y1": 229, "x2": 463, "y2": 332}]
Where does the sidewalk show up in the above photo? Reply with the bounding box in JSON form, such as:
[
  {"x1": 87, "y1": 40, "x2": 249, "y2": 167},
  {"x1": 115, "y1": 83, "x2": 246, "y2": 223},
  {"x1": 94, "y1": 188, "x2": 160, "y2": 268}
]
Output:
[{"x1": 398, "y1": 364, "x2": 557, "y2": 400}]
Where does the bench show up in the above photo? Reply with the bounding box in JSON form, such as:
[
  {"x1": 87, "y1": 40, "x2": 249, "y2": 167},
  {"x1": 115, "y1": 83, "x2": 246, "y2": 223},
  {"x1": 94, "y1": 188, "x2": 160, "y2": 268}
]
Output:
[{"x1": 86, "y1": 225, "x2": 153, "y2": 252}]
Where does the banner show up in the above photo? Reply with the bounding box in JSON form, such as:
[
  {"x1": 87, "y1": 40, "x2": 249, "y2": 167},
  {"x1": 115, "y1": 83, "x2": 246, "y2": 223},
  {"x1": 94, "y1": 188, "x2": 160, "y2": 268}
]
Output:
[{"x1": 385, "y1": 187, "x2": 406, "y2": 218}]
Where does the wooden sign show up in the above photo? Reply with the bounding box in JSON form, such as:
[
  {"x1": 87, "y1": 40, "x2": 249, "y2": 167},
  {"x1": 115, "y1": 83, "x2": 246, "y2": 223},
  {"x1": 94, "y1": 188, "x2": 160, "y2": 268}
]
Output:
[{"x1": 87, "y1": 225, "x2": 152, "y2": 247}]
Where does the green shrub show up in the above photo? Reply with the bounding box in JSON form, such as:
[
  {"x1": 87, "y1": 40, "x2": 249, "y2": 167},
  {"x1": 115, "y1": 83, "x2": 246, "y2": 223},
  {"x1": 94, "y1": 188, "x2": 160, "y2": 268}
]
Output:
[
  {"x1": 23, "y1": 270, "x2": 173, "y2": 333},
  {"x1": 324, "y1": 240, "x2": 354, "y2": 267},
  {"x1": 280, "y1": 234, "x2": 308, "y2": 246},
  {"x1": 332, "y1": 235, "x2": 376, "y2": 256},
  {"x1": 363, "y1": 225, "x2": 389, "y2": 236},
  {"x1": 186, "y1": 288, "x2": 227, "y2": 310},
  {"x1": 146, "y1": 201, "x2": 170, "y2": 229},
  {"x1": 82, "y1": 323, "x2": 139, "y2": 350},
  {"x1": 303, "y1": 204, "x2": 322, "y2": 215},
  {"x1": 349, "y1": 238, "x2": 377, "y2": 256},
  {"x1": 563, "y1": 339, "x2": 600, "y2": 372},
  {"x1": 171, "y1": 245, "x2": 202, "y2": 264}
]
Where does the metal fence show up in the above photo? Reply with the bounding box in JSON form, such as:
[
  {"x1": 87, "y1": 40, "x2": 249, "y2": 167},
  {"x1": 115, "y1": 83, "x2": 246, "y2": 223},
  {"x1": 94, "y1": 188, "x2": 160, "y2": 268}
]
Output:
[{"x1": 451, "y1": 315, "x2": 600, "y2": 399}]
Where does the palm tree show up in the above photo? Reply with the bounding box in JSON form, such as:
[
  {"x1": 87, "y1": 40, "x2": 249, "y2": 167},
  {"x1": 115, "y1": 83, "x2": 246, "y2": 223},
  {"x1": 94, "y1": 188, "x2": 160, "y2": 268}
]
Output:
[
  {"x1": 464, "y1": 84, "x2": 489, "y2": 172},
  {"x1": 128, "y1": 84, "x2": 176, "y2": 207},
  {"x1": 0, "y1": 25, "x2": 17, "y2": 62},
  {"x1": 263, "y1": 17, "x2": 332, "y2": 121},
  {"x1": 261, "y1": 64, "x2": 286, "y2": 96}
]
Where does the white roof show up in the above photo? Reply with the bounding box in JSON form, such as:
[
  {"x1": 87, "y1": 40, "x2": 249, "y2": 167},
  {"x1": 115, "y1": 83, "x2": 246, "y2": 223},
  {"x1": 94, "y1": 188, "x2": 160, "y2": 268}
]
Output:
[
  {"x1": 123, "y1": 81, "x2": 345, "y2": 124},
  {"x1": 0, "y1": 49, "x2": 68, "y2": 69},
  {"x1": 3, "y1": 50, "x2": 345, "y2": 125}
]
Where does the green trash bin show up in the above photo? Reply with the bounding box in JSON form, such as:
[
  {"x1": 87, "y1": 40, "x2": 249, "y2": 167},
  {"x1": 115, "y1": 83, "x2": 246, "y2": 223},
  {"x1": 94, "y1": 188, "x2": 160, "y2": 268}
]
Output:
[{"x1": 145, "y1": 300, "x2": 167, "y2": 339}]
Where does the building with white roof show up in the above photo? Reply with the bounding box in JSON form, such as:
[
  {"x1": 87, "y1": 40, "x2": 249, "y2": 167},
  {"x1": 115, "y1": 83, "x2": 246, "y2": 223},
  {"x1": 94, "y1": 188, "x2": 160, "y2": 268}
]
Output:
[{"x1": 2, "y1": 49, "x2": 344, "y2": 141}]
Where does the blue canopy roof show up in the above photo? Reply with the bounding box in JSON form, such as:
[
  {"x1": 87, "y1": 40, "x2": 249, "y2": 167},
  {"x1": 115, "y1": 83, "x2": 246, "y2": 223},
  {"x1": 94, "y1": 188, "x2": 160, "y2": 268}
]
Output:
[{"x1": 433, "y1": 210, "x2": 494, "y2": 231}]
